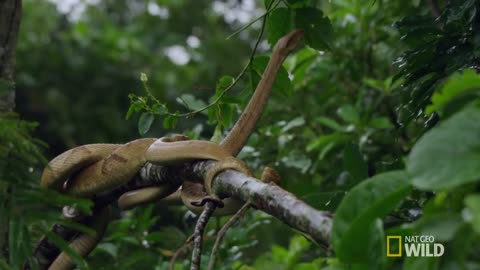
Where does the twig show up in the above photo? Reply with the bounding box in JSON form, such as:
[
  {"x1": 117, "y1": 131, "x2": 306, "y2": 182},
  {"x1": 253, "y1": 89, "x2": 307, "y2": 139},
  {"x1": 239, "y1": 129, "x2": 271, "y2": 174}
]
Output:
[
  {"x1": 190, "y1": 201, "x2": 217, "y2": 270},
  {"x1": 207, "y1": 203, "x2": 251, "y2": 270},
  {"x1": 226, "y1": 0, "x2": 281, "y2": 40}
]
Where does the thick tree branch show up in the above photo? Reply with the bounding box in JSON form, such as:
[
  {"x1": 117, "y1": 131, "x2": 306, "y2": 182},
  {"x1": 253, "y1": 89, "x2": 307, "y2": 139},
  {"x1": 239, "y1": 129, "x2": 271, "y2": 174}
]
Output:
[{"x1": 138, "y1": 161, "x2": 333, "y2": 247}]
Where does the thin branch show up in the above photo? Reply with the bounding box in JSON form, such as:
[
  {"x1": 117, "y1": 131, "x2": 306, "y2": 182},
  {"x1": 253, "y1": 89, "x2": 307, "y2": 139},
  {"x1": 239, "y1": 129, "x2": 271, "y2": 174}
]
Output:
[
  {"x1": 226, "y1": 0, "x2": 281, "y2": 40},
  {"x1": 190, "y1": 201, "x2": 216, "y2": 270},
  {"x1": 207, "y1": 203, "x2": 251, "y2": 270}
]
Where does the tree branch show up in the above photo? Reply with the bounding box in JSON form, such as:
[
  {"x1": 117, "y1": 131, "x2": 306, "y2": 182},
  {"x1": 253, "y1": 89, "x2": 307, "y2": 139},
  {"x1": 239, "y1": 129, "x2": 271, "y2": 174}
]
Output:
[
  {"x1": 139, "y1": 161, "x2": 333, "y2": 247},
  {"x1": 191, "y1": 201, "x2": 216, "y2": 270},
  {"x1": 32, "y1": 160, "x2": 333, "y2": 267}
]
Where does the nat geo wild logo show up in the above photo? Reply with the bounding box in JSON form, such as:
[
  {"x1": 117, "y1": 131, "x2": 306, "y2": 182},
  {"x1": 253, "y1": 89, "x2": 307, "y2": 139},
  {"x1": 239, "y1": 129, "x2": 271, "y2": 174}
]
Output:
[{"x1": 387, "y1": 235, "x2": 445, "y2": 257}]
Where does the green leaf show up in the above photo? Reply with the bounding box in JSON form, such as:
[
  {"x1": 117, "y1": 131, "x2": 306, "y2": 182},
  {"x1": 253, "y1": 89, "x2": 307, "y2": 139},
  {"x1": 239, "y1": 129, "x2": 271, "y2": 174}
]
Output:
[
  {"x1": 176, "y1": 94, "x2": 207, "y2": 111},
  {"x1": 426, "y1": 69, "x2": 480, "y2": 115},
  {"x1": 95, "y1": 243, "x2": 118, "y2": 258},
  {"x1": 151, "y1": 103, "x2": 168, "y2": 115},
  {"x1": 416, "y1": 213, "x2": 463, "y2": 242},
  {"x1": 337, "y1": 105, "x2": 360, "y2": 124},
  {"x1": 266, "y1": 8, "x2": 293, "y2": 46},
  {"x1": 343, "y1": 144, "x2": 368, "y2": 182},
  {"x1": 369, "y1": 117, "x2": 394, "y2": 129},
  {"x1": 163, "y1": 114, "x2": 178, "y2": 129},
  {"x1": 138, "y1": 112, "x2": 154, "y2": 135},
  {"x1": 402, "y1": 257, "x2": 439, "y2": 270},
  {"x1": 126, "y1": 94, "x2": 145, "y2": 120},
  {"x1": 306, "y1": 134, "x2": 351, "y2": 157},
  {"x1": 465, "y1": 194, "x2": 480, "y2": 235},
  {"x1": 294, "y1": 8, "x2": 333, "y2": 50},
  {"x1": 315, "y1": 116, "x2": 345, "y2": 132},
  {"x1": 366, "y1": 220, "x2": 386, "y2": 270},
  {"x1": 218, "y1": 103, "x2": 234, "y2": 128},
  {"x1": 251, "y1": 56, "x2": 292, "y2": 97},
  {"x1": 216, "y1": 75, "x2": 235, "y2": 95},
  {"x1": 332, "y1": 171, "x2": 411, "y2": 263},
  {"x1": 407, "y1": 106, "x2": 480, "y2": 190},
  {"x1": 281, "y1": 117, "x2": 305, "y2": 132}
]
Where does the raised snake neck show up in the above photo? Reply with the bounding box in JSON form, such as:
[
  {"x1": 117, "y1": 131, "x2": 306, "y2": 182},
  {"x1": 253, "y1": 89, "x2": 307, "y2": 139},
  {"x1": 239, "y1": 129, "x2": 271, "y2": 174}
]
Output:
[{"x1": 220, "y1": 30, "x2": 304, "y2": 156}]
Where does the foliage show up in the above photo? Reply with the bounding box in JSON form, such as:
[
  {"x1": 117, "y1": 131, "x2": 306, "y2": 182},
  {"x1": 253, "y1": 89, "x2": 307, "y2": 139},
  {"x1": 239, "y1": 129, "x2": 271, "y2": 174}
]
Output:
[
  {"x1": 0, "y1": 114, "x2": 92, "y2": 269},
  {"x1": 2, "y1": 0, "x2": 480, "y2": 269}
]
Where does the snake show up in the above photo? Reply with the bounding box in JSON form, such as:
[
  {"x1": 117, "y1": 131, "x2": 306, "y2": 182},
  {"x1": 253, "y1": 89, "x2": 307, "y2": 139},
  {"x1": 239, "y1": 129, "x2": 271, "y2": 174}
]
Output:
[{"x1": 39, "y1": 30, "x2": 304, "y2": 270}]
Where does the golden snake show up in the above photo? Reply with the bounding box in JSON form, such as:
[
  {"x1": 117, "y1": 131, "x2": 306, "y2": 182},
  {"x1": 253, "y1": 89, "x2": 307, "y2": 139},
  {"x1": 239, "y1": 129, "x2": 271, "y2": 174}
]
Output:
[{"x1": 39, "y1": 30, "x2": 304, "y2": 270}]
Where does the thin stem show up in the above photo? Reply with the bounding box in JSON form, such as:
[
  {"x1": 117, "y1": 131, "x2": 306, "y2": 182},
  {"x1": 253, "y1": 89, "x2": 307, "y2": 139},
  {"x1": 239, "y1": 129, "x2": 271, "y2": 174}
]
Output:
[
  {"x1": 226, "y1": 0, "x2": 281, "y2": 40},
  {"x1": 190, "y1": 201, "x2": 217, "y2": 270},
  {"x1": 207, "y1": 203, "x2": 251, "y2": 270}
]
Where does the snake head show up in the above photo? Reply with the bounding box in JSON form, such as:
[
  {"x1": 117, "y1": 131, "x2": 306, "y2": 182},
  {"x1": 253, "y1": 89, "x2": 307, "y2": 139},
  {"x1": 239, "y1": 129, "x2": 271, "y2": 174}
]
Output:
[
  {"x1": 261, "y1": 166, "x2": 281, "y2": 185},
  {"x1": 273, "y1": 30, "x2": 305, "y2": 56},
  {"x1": 161, "y1": 134, "x2": 189, "y2": 142}
]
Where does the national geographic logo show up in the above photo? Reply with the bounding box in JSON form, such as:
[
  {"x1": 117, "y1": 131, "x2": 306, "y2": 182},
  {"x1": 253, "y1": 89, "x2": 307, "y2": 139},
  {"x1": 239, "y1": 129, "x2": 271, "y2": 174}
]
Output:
[{"x1": 387, "y1": 235, "x2": 444, "y2": 257}]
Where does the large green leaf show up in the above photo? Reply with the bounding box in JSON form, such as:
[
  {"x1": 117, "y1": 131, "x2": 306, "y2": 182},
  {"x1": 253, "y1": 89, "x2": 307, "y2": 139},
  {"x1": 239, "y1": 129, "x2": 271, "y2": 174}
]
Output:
[
  {"x1": 343, "y1": 144, "x2": 368, "y2": 182},
  {"x1": 426, "y1": 69, "x2": 480, "y2": 115},
  {"x1": 465, "y1": 194, "x2": 480, "y2": 236},
  {"x1": 266, "y1": 8, "x2": 293, "y2": 46},
  {"x1": 294, "y1": 8, "x2": 333, "y2": 50},
  {"x1": 332, "y1": 171, "x2": 411, "y2": 263},
  {"x1": 337, "y1": 105, "x2": 360, "y2": 125},
  {"x1": 408, "y1": 106, "x2": 480, "y2": 190}
]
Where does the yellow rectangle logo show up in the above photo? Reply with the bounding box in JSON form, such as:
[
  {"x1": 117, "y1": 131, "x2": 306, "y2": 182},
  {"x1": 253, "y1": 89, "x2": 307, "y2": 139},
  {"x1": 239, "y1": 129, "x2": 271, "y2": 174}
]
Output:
[{"x1": 387, "y1": 236, "x2": 402, "y2": 257}]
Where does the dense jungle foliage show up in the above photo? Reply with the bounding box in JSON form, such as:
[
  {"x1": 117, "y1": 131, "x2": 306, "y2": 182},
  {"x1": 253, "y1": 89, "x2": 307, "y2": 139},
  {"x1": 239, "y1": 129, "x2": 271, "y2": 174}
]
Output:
[{"x1": 1, "y1": 0, "x2": 480, "y2": 269}]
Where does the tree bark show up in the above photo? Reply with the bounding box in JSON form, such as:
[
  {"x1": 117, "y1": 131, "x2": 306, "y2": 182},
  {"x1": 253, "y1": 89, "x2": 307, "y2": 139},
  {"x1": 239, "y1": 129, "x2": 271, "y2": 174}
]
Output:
[
  {"x1": 0, "y1": 0, "x2": 22, "y2": 260},
  {"x1": 0, "y1": 0, "x2": 22, "y2": 113},
  {"x1": 137, "y1": 161, "x2": 332, "y2": 246}
]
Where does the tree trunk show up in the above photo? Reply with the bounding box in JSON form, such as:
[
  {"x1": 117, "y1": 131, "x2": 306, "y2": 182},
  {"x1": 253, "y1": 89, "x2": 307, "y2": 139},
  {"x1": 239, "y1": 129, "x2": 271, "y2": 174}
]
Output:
[
  {"x1": 0, "y1": 0, "x2": 22, "y2": 260},
  {"x1": 0, "y1": 0, "x2": 22, "y2": 113}
]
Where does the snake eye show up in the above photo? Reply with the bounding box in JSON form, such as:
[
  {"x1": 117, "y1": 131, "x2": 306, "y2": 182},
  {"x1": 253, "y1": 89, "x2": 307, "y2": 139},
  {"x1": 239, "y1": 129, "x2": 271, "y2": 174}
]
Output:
[
  {"x1": 161, "y1": 134, "x2": 189, "y2": 143},
  {"x1": 172, "y1": 134, "x2": 189, "y2": 141}
]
